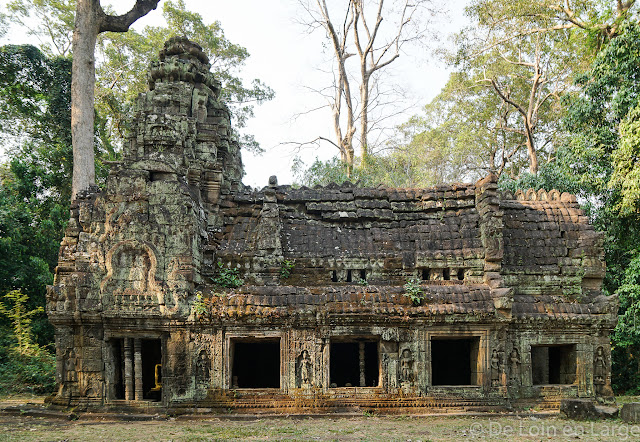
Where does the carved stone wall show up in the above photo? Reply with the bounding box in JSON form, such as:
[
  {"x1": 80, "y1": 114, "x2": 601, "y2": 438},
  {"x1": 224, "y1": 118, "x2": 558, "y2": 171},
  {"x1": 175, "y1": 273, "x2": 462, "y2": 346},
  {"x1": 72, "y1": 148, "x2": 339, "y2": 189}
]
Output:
[{"x1": 46, "y1": 38, "x2": 617, "y2": 412}]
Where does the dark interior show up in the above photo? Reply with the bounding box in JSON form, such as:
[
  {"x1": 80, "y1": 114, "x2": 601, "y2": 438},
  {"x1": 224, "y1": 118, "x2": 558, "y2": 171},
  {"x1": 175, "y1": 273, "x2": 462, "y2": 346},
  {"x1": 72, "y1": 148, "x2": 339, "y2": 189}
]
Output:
[
  {"x1": 232, "y1": 340, "x2": 280, "y2": 388},
  {"x1": 532, "y1": 344, "x2": 576, "y2": 385},
  {"x1": 112, "y1": 338, "x2": 125, "y2": 399},
  {"x1": 142, "y1": 339, "x2": 162, "y2": 400},
  {"x1": 431, "y1": 338, "x2": 475, "y2": 385},
  {"x1": 330, "y1": 340, "x2": 379, "y2": 387}
]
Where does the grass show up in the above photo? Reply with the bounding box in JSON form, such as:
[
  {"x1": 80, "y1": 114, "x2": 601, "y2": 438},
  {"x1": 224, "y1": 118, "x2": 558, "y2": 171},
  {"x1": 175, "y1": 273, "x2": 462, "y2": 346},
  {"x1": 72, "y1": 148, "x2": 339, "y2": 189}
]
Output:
[{"x1": 2, "y1": 414, "x2": 640, "y2": 441}]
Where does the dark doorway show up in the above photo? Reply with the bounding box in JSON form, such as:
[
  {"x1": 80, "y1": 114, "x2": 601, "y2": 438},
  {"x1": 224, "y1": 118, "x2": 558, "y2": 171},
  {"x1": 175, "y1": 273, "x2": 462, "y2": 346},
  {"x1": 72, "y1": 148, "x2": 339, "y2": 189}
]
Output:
[
  {"x1": 330, "y1": 340, "x2": 379, "y2": 387},
  {"x1": 532, "y1": 344, "x2": 576, "y2": 385},
  {"x1": 142, "y1": 339, "x2": 162, "y2": 400},
  {"x1": 111, "y1": 338, "x2": 125, "y2": 399},
  {"x1": 232, "y1": 340, "x2": 280, "y2": 388},
  {"x1": 431, "y1": 338, "x2": 480, "y2": 385}
]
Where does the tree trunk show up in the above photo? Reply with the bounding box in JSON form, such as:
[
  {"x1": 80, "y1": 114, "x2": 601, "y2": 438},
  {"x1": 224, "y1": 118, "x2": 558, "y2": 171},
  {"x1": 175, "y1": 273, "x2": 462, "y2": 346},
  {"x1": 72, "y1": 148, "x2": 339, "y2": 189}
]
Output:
[
  {"x1": 71, "y1": 0, "x2": 99, "y2": 199},
  {"x1": 526, "y1": 135, "x2": 538, "y2": 175},
  {"x1": 360, "y1": 75, "x2": 370, "y2": 167}
]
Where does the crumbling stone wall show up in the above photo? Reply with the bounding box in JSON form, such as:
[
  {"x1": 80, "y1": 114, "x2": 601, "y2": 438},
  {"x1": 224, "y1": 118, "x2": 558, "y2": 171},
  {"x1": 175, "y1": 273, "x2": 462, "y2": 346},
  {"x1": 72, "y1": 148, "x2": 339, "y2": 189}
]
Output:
[{"x1": 46, "y1": 37, "x2": 617, "y2": 412}]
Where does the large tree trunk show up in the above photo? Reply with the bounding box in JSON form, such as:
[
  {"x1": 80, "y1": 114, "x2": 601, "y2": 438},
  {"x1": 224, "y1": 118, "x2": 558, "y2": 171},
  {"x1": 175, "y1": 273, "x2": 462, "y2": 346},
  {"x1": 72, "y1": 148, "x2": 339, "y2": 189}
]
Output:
[
  {"x1": 70, "y1": 0, "x2": 160, "y2": 200},
  {"x1": 71, "y1": 0, "x2": 99, "y2": 199}
]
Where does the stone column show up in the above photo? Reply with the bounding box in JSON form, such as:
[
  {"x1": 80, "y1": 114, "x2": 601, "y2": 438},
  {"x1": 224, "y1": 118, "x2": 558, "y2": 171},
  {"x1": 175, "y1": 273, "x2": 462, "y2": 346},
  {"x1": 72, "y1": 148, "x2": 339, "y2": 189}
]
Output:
[
  {"x1": 124, "y1": 338, "x2": 133, "y2": 400},
  {"x1": 359, "y1": 342, "x2": 366, "y2": 387},
  {"x1": 134, "y1": 338, "x2": 143, "y2": 401}
]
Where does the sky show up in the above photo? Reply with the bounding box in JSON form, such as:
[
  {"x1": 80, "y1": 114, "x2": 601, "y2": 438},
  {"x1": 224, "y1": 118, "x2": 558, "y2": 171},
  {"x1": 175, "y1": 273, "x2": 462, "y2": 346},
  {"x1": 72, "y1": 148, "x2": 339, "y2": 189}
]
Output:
[{"x1": 0, "y1": 0, "x2": 468, "y2": 188}]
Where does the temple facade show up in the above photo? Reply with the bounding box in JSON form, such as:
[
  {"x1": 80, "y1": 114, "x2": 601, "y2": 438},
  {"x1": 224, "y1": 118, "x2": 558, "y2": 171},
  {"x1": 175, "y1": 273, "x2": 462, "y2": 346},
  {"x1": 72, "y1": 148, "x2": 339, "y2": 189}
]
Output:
[{"x1": 46, "y1": 38, "x2": 617, "y2": 412}]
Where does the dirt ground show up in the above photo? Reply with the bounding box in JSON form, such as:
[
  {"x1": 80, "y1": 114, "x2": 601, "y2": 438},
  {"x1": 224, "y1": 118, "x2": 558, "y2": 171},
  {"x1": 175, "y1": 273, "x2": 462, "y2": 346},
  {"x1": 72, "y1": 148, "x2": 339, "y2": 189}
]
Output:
[
  {"x1": 2, "y1": 413, "x2": 640, "y2": 441},
  {"x1": 2, "y1": 396, "x2": 640, "y2": 441}
]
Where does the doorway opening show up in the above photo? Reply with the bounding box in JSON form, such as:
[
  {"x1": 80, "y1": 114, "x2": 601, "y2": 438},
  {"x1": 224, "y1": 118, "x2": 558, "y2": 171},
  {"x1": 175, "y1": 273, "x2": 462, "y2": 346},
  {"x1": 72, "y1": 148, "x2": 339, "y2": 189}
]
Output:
[
  {"x1": 330, "y1": 339, "x2": 379, "y2": 387},
  {"x1": 431, "y1": 337, "x2": 480, "y2": 385},
  {"x1": 231, "y1": 339, "x2": 281, "y2": 388},
  {"x1": 531, "y1": 344, "x2": 577, "y2": 385}
]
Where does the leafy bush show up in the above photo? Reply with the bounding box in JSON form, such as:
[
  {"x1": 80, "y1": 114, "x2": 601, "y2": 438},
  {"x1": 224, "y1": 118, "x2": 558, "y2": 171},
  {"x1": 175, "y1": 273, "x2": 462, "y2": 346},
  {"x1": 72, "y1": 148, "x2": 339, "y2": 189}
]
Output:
[
  {"x1": 279, "y1": 260, "x2": 295, "y2": 279},
  {"x1": 403, "y1": 278, "x2": 424, "y2": 306},
  {"x1": 0, "y1": 290, "x2": 55, "y2": 396},
  {"x1": 0, "y1": 342, "x2": 56, "y2": 396},
  {"x1": 212, "y1": 262, "x2": 243, "y2": 288}
]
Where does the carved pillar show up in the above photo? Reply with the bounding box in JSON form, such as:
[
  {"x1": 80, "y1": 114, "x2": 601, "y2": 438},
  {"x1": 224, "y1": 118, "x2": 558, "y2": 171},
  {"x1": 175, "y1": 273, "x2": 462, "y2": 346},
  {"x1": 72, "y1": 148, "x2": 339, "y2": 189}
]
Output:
[
  {"x1": 134, "y1": 338, "x2": 143, "y2": 401},
  {"x1": 359, "y1": 342, "x2": 366, "y2": 387},
  {"x1": 124, "y1": 338, "x2": 133, "y2": 400}
]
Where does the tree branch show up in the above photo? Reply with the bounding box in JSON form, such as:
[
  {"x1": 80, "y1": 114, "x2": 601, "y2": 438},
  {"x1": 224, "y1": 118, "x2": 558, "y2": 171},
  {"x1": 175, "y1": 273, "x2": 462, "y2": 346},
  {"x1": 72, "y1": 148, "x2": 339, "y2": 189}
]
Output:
[{"x1": 99, "y1": 0, "x2": 161, "y2": 33}]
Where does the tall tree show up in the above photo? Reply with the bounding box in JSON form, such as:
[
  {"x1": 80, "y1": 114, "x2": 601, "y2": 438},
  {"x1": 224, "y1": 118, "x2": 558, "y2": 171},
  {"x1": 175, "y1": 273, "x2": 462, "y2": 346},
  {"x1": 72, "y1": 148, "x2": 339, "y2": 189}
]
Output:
[
  {"x1": 71, "y1": 0, "x2": 160, "y2": 199},
  {"x1": 0, "y1": 44, "x2": 72, "y2": 345},
  {"x1": 452, "y1": 0, "x2": 590, "y2": 175},
  {"x1": 6, "y1": 0, "x2": 274, "y2": 157},
  {"x1": 297, "y1": 0, "x2": 434, "y2": 176}
]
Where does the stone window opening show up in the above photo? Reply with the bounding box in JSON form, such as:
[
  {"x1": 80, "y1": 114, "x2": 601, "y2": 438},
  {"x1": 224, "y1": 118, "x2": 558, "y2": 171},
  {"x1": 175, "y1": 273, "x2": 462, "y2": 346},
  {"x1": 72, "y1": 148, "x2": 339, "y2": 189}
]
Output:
[
  {"x1": 231, "y1": 339, "x2": 280, "y2": 388},
  {"x1": 421, "y1": 268, "x2": 431, "y2": 281},
  {"x1": 359, "y1": 269, "x2": 366, "y2": 280},
  {"x1": 109, "y1": 337, "x2": 162, "y2": 401},
  {"x1": 443, "y1": 268, "x2": 451, "y2": 281},
  {"x1": 431, "y1": 337, "x2": 480, "y2": 386},
  {"x1": 531, "y1": 344, "x2": 577, "y2": 385},
  {"x1": 331, "y1": 270, "x2": 338, "y2": 282},
  {"x1": 149, "y1": 171, "x2": 174, "y2": 182},
  {"x1": 330, "y1": 339, "x2": 379, "y2": 387},
  {"x1": 457, "y1": 269, "x2": 465, "y2": 281},
  {"x1": 346, "y1": 269, "x2": 353, "y2": 283}
]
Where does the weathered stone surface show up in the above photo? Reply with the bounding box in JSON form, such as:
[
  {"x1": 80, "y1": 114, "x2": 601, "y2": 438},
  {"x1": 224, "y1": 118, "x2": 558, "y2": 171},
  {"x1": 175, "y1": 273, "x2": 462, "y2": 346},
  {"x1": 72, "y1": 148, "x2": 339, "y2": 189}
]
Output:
[
  {"x1": 561, "y1": 398, "x2": 618, "y2": 420},
  {"x1": 45, "y1": 37, "x2": 617, "y2": 413},
  {"x1": 621, "y1": 403, "x2": 640, "y2": 423}
]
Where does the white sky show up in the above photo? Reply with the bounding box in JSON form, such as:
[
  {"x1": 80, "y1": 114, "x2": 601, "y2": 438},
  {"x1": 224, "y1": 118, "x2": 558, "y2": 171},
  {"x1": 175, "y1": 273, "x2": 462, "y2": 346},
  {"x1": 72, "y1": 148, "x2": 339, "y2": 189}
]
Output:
[{"x1": 0, "y1": 0, "x2": 468, "y2": 188}]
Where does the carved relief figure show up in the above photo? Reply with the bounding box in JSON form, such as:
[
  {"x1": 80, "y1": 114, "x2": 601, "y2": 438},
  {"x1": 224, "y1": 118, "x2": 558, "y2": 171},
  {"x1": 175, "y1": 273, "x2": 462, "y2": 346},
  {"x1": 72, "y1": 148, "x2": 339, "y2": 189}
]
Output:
[
  {"x1": 129, "y1": 255, "x2": 149, "y2": 292},
  {"x1": 400, "y1": 349, "x2": 414, "y2": 384},
  {"x1": 508, "y1": 348, "x2": 521, "y2": 385},
  {"x1": 298, "y1": 350, "x2": 312, "y2": 387},
  {"x1": 196, "y1": 349, "x2": 211, "y2": 382},
  {"x1": 101, "y1": 241, "x2": 162, "y2": 310},
  {"x1": 482, "y1": 217, "x2": 503, "y2": 261},
  {"x1": 594, "y1": 346, "x2": 607, "y2": 386},
  {"x1": 491, "y1": 349, "x2": 501, "y2": 386},
  {"x1": 64, "y1": 349, "x2": 77, "y2": 384}
]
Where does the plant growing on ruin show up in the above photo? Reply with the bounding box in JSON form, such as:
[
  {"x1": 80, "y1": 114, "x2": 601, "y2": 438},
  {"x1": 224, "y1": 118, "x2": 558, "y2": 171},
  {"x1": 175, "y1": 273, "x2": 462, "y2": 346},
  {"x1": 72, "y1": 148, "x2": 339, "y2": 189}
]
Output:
[
  {"x1": 357, "y1": 278, "x2": 369, "y2": 287},
  {"x1": 0, "y1": 290, "x2": 43, "y2": 355},
  {"x1": 279, "y1": 259, "x2": 295, "y2": 280},
  {"x1": 403, "y1": 278, "x2": 424, "y2": 306},
  {"x1": 213, "y1": 262, "x2": 243, "y2": 288}
]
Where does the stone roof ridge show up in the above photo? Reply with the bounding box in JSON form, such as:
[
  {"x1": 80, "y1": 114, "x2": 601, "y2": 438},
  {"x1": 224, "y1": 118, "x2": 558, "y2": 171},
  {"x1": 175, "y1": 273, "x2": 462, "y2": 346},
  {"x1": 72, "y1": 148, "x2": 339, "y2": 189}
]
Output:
[
  {"x1": 500, "y1": 188, "x2": 579, "y2": 205},
  {"x1": 242, "y1": 180, "x2": 477, "y2": 203}
]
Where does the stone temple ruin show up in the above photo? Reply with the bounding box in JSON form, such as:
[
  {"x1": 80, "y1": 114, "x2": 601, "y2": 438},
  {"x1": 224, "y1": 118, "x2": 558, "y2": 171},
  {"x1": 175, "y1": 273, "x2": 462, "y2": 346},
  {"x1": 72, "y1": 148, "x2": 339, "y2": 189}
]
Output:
[{"x1": 47, "y1": 37, "x2": 617, "y2": 412}]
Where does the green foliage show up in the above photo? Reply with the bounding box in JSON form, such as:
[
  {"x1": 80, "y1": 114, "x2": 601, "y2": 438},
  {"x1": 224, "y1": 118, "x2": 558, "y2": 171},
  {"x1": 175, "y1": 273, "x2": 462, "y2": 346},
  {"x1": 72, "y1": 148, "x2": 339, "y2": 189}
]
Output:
[
  {"x1": 611, "y1": 103, "x2": 640, "y2": 213},
  {"x1": 0, "y1": 45, "x2": 75, "y2": 347},
  {"x1": 213, "y1": 262, "x2": 243, "y2": 288},
  {"x1": 564, "y1": 21, "x2": 640, "y2": 209},
  {"x1": 279, "y1": 260, "x2": 295, "y2": 280},
  {"x1": 5, "y1": 0, "x2": 75, "y2": 56},
  {"x1": 294, "y1": 151, "x2": 467, "y2": 189},
  {"x1": 0, "y1": 342, "x2": 56, "y2": 396},
  {"x1": 0, "y1": 290, "x2": 55, "y2": 396},
  {"x1": 0, "y1": 290, "x2": 43, "y2": 354},
  {"x1": 403, "y1": 279, "x2": 424, "y2": 306},
  {"x1": 357, "y1": 278, "x2": 368, "y2": 287}
]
